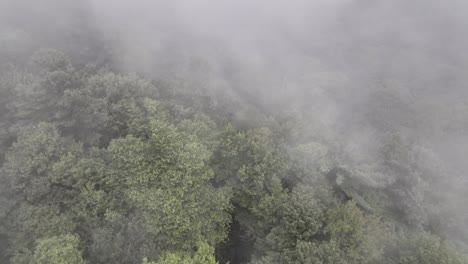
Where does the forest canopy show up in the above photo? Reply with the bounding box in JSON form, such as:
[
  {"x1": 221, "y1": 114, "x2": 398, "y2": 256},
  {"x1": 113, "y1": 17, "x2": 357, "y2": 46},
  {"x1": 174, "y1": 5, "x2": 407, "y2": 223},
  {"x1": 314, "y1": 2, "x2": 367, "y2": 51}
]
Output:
[{"x1": 0, "y1": 0, "x2": 468, "y2": 263}]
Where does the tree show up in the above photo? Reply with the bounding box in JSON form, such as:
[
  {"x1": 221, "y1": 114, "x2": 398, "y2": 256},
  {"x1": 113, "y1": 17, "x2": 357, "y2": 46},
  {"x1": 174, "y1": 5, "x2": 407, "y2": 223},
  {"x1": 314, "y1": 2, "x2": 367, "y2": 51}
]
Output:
[
  {"x1": 287, "y1": 142, "x2": 334, "y2": 187},
  {"x1": 33, "y1": 234, "x2": 85, "y2": 264},
  {"x1": 214, "y1": 125, "x2": 288, "y2": 224},
  {"x1": 0, "y1": 123, "x2": 81, "y2": 261},
  {"x1": 324, "y1": 201, "x2": 373, "y2": 263},
  {"x1": 11, "y1": 50, "x2": 77, "y2": 129},
  {"x1": 253, "y1": 191, "x2": 386, "y2": 264},
  {"x1": 399, "y1": 234, "x2": 466, "y2": 264},
  {"x1": 106, "y1": 99, "x2": 231, "y2": 252},
  {"x1": 0, "y1": 66, "x2": 17, "y2": 163},
  {"x1": 143, "y1": 242, "x2": 218, "y2": 264},
  {"x1": 1, "y1": 123, "x2": 76, "y2": 203},
  {"x1": 59, "y1": 71, "x2": 157, "y2": 145}
]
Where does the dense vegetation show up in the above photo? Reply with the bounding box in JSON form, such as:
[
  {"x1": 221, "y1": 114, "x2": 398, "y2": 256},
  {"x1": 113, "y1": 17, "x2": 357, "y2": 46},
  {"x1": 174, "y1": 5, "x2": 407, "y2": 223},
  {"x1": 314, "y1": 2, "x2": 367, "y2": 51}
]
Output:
[{"x1": 1, "y1": 0, "x2": 468, "y2": 263}]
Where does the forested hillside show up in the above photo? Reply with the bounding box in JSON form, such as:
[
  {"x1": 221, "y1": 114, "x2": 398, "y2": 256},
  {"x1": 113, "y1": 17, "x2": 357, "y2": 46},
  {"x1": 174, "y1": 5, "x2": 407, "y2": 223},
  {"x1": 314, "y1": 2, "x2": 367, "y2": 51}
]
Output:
[{"x1": 1, "y1": 0, "x2": 468, "y2": 263}]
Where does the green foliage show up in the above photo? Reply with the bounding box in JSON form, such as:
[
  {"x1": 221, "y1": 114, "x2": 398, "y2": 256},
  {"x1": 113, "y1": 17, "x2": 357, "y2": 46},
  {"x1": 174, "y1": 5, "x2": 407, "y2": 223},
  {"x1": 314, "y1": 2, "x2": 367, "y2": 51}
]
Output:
[
  {"x1": 59, "y1": 71, "x2": 156, "y2": 145},
  {"x1": 178, "y1": 113, "x2": 219, "y2": 151},
  {"x1": 254, "y1": 191, "x2": 388, "y2": 264},
  {"x1": 289, "y1": 240, "x2": 346, "y2": 264},
  {"x1": 33, "y1": 234, "x2": 85, "y2": 264},
  {"x1": 399, "y1": 234, "x2": 467, "y2": 264},
  {"x1": 288, "y1": 142, "x2": 334, "y2": 185},
  {"x1": 324, "y1": 201, "x2": 374, "y2": 263},
  {"x1": 107, "y1": 99, "x2": 231, "y2": 251},
  {"x1": 211, "y1": 124, "x2": 291, "y2": 262},
  {"x1": 1, "y1": 51, "x2": 158, "y2": 146},
  {"x1": 143, "y1": 242, "x2": 218, "y2": 264},
  {"x1": 1, "y1": 123, "x2": 76, "y2": 203},
  {"x1": 10, "y1": 50, "x2": 77, "y2": 130},
  {"x1": 0, "y1": 123, "x2": 81, "y2": 260},
  {"x1": 252, "y1": 185, "x2": 334, "y2": 262},
  {"x1": 1, "y1": 48, "x2": 467, "y2": 264}
]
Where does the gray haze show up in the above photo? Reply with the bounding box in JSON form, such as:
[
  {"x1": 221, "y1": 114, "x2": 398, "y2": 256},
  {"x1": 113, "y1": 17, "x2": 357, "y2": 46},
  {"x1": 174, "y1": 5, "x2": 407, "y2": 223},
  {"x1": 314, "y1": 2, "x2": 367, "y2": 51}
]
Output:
[
  {"x1": 86, "y1": 0, "x2": 468, "y2": 177},
  {"x1": 1, "y1": 0, "x2": 468, "y2": 250}
]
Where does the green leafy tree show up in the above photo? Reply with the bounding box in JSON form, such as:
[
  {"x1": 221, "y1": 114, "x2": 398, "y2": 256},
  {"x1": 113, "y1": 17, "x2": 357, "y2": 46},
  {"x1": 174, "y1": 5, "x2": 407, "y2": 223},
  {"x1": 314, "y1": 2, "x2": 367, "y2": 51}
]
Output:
[
  {"x1": 106, "y1": 99, "x2": 231, "y2": 251},
  {"x1": 214, "y1": 125, "x2": 288, "y2": 229},
  {"x1": 143, "y1": 242, "x2": 218, "y2": 264},
  {"x1": 0, "y1": 123, "x2": 80, "y2": 261},
  {"x1": 1, "y1": 123, "x2": 76, "y2": 203},
  {"x1": 286, "y1": 141, "x2": 334, "y2": 189},
  {"x1": 324, "y1": 201, "x2": 373, "y2": 263},
  {"x1": 11, "y1": 50, "x2": 77, "y2": 128},
  {"x1": 399, "y1": 234, "x2": 466, "y2": 264},
  {"x1": 33, "y1": 234, "x2": 85, "y2": 264},
  {"x1": 60, "y1": 71, "x2": 156, "y2": 145},
  {"x1": 254, "y1": 192, "x2": 386, "y2": 264}
]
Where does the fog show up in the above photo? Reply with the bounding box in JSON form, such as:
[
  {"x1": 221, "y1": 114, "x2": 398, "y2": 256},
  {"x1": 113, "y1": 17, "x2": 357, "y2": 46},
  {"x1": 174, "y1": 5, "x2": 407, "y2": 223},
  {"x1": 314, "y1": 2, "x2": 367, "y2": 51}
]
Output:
[
  {"x1": 82, "y1": 0, "x2": 468, "y2": 175},
  {"x1": 1, "y1": 0, "x2": 468, "y2": 260}
]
